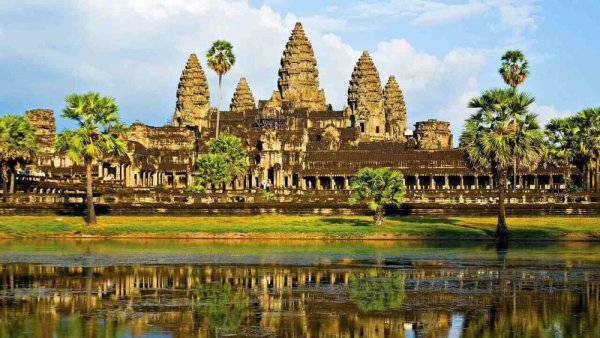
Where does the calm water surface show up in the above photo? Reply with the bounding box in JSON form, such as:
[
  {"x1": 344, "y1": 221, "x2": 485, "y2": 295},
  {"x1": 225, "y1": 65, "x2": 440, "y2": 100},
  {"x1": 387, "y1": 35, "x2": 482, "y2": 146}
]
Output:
[{"x1": 0, "y1": 240, "x2": 598, "y2": 337}]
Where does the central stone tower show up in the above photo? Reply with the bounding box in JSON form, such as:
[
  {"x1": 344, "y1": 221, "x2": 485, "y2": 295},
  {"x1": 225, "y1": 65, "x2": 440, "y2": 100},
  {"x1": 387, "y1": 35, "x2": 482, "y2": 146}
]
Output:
[
  {"x1": 276, "y1": 22, "x2": 327, "y2": 111},
  {"x1": 347, "y1": 51, "x2": 385, "y2": 139}
]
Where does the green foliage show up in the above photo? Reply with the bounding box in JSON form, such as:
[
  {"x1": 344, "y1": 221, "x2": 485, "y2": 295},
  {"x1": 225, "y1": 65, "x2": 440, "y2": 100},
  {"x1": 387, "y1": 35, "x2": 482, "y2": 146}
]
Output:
[
  {"x1": 206, "y1": 134, "x2": 248, "y2": 178},
  {"x1": 460, "y1": 88, "x2": 545, "y2": 175},
  {"x1": 545, "y1": 117, "x2": 579, "y2": 169},
  {"x1": 194, "y1": 282, "x2": 248, "y2": 333},
  {"x1": 53, "y1": 92, "x2": 128, "y2": 164},
  {"x1": 194, "y1": 153, "x2": 231, "y2": 190},
  {"x1": 263, "y1": 191, "x2": 276, "y2": 201},
  {"x1": 349, "y1": 272, "x2": 406, "y2": 312},
  {"x1": 349, "y1": 167, "x2": 405, "y2": 225},
  {"x1": 206, "y1": 40, "x2": 236, "y2": 76},
  {"x1": 0, "y1": 114, "x2": 39, "y2": 167},
  {"x1": 499, "y1": 50, "x2": 529, "y2": 89},
  {"x1": 192, "y1": 135, "x2": 247, "y2": 192}
]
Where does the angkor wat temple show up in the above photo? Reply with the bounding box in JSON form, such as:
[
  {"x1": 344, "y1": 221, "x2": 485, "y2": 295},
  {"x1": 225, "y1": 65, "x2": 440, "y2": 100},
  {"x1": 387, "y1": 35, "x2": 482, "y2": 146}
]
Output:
[{"x1": 23, "y1": 22, "x2": 574, "y2": 201}]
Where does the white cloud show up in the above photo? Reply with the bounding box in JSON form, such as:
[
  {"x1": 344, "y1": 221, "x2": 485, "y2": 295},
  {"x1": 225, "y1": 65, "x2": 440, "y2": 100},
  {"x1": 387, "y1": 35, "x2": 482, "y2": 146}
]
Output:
[
  {"x1": 353, "y1": 0, "x2": 538, "y2": 32},
  {"x1": 0, "y1": 0, "x2": 487, "y2": 141},
  {"x1": 530, "y1": 103, "x2": 571, "y2": 128}
]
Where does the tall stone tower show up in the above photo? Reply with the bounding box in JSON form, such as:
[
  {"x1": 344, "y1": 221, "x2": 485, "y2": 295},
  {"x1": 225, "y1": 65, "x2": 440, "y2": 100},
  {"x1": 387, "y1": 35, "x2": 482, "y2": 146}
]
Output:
[
  {"x1": 172, "y1": 53, "x2": 210, "y2": 128},
  {"x1": 277, "y1": 22, "x2": 327, "y2": 111},
  {"x1": 383, "y1": 75, "x2": 407, "y2": 142},
  {"x1": 230, "y1": 77, "x2": 256, "y2": 112},
  {"x1": 347, "y1": 51, "x2": 385, "y2": 139}
]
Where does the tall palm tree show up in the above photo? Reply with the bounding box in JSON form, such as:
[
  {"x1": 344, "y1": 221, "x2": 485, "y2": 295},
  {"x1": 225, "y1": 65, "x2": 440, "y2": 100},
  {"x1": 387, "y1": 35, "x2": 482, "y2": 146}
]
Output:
[
  {"x1": 54, "y1": 92, "x2": 128, "y2": 225},
  {"x1": 572, "y1": 108, "x2": 600, "y2": 192},
  {"x1": 349, "y1": 167, "x2": 406, "y2": 226},
  {"x1": 499, "y1": 50, "x2": 529, "y2": 89},
  {"x1": 460, "y1": 88, "x2": 545, "y2": 244},
  {"x1": 207, "y1": 40, "x2": 236, "y2": 138},
  {"x1": 0, "y1": 115, "x2": 39, "y2": 197},
  {"x1": 499, "y1": 50, "x2": 530, "y2": 189},
  {"x1": 546, "y1": 117, "x2": 578, "y2": 183}
]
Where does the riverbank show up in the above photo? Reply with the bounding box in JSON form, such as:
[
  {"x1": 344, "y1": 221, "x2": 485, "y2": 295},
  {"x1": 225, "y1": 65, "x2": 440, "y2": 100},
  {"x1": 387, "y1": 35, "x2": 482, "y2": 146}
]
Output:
[{"x1": 0, "y1": 215, "x2": 598, "y2": 240}]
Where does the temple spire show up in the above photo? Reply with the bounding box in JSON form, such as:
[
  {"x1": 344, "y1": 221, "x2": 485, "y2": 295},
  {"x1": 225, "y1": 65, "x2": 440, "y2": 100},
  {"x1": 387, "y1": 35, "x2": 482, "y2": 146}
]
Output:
[
  {"x1": 230, "y1": 77, "x2": 256, "y2": 112},
  {"x1": 172, "y1": 53, "x2": 210, "y2": 127},
  {"x1": 383, "y1": 75, "x2": 407, "y2": 141},
  {"x1": 277, "y1": 22, "x2": 326, "y2": 111},
  {"x1": 347, "y1": 51, "x2": 385, "y2": 138}
]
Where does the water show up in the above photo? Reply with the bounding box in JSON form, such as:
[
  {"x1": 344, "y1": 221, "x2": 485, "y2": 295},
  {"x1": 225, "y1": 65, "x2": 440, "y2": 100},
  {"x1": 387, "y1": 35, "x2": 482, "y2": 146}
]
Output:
[{"x1": 0, "y1": 240, "x2": 598, "y2": 337}]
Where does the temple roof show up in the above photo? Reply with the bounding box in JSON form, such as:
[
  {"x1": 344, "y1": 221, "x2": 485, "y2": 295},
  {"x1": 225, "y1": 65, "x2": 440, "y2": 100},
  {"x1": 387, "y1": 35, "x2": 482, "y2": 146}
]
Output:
[
  {"x1": 348, "y1": 51, "x2": 383, "y2": 117},
  {"x1": 230, "y1": 77, "x2": 256, "y2": 112},
  {"x1": 172, "y1": 53, "x2": 210, "y2": 127}
]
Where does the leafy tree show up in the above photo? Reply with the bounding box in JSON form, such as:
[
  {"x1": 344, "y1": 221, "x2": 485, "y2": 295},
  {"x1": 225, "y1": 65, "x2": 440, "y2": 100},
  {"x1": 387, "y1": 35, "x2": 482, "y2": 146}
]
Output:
[
  {"x1": 349, "y1": 167, "x2": 406, "y2": 226},
  {"x1": 206, "y1": 134, "x2": 248, "y2": 179},
  {"x1": 207, "y1": 40, "x2": 236, "y2": 138},
  {"x1": 53, "y1": 92, "x2": 127, "y2": 225},
  {"x1": 499, "y1": 50, "x2": 529, "y2": 89},
  {"x1": 545, "y1": 117, "x2": 578, "y2": 181},
  {"x1": 193, "y1": 153, "x2": 231, "y2": 192},
  {"x1": 0, "y1": 115, "x2": 39, "y2": 196},
  {"x1": 194, "y1": 282, "x2": 248, "y2": 335},
  {"x1": 460, "y1": 88, "x2": 545, "y2": 243},
  {"x1": 572, "y1": 108, "x2": 600, "y2": 192}
]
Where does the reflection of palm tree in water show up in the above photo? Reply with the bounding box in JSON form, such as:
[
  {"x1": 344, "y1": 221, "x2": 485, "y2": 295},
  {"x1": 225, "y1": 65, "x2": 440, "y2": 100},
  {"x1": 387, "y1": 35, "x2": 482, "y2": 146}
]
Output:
[
  {"x1": 194, "y1": 282, "x2": 249, "y2": 335},
  {"x1": 349, "y1": 271, "x2": 406, "y2": 312}
]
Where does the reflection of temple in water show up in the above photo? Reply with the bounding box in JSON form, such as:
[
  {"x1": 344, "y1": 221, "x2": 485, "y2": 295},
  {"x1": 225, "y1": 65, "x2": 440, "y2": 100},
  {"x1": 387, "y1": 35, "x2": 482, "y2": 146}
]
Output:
[{"x1": 1, "y1": 264, "x2": 599, "y2": 337}]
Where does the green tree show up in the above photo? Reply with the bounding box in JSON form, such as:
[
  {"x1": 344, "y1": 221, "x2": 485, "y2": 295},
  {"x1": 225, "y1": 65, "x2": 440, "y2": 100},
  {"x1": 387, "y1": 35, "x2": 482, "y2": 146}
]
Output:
[
  {"x1": 206, "y1": 134, "x2": 248, "y2": 179},
  {"x1": 499, "y1": 50, "x2": 529, "y2": 89},
  {"x1": 207, "y1": 40, "x2": 236, "y2": 138},
  {"x1": 461, "y1": 88, "x2": 545, "y2": 243},
  {"x1": 545, "y1": 117, "x2": 578, "y2": 182},
  {"x1": 53, "y1": 92, "x2": 128, "y2": 225},
  {"x1": 193, "y1": 153, "x2": 231, "y2": 192},
  {"x1": 349, "y1": 167, "x2": 406, "y2": 226},
  {"x1": 0, "y1": 115, "x2": 39, "y2": 197},
  {"x1": 572, "y1": 108, "x2": 600, "y2": 192},
  {"x1": 349, "y1": 272, "x2": 406, "y2": 312}
]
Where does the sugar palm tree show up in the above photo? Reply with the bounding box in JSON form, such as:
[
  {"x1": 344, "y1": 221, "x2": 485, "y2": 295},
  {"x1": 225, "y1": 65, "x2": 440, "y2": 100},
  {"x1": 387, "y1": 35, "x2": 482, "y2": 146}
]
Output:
[
  {"x1": 207, "y1": 40, "x2": 236, "y2": 138},
  {"x1": 499, "y1": 50, "x2": 530, "y2": 189},
  {"x1": 206, "y1": 135, "x2": 248, "y2": 181},
  {"x1": 499, "y1": 50, "x2": 529, "y2": 89},
  {"x1": 546, "y1": 117, "x2": 578, "y2": 182},
  {"x1": 461, "y1": 88, "x2": 545, "y2": 244},
  {"x1": 54, "y1": 92, "x2": 128, "y2": 225},
  {"x1": 572, "y1": 108, "x2": 600, "y2": 192},
  {"x1": 0, "y1": 115, "x2": 39, "y2": 197},
  {"x1": 349, "y1": 167, "x2": 406, "y2": 226}
]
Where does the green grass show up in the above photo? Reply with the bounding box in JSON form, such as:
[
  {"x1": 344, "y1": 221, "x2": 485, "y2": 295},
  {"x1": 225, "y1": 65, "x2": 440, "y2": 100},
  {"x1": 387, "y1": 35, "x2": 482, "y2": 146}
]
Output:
[{"x1": 0, "y1": 215, "x2": 598, "y2": 240}]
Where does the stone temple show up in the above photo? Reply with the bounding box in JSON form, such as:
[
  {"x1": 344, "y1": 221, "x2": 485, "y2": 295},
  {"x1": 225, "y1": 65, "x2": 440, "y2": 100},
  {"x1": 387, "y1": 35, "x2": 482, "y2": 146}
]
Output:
[{"x1": 25, "y1": 22, "x2": 567, "y2": 196}]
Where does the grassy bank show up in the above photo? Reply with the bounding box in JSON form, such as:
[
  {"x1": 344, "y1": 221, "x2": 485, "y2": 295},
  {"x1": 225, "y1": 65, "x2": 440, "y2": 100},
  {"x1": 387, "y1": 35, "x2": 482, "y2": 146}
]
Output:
[{"x1": 0, "y1": 215, "x2": 598, "y2": 240}]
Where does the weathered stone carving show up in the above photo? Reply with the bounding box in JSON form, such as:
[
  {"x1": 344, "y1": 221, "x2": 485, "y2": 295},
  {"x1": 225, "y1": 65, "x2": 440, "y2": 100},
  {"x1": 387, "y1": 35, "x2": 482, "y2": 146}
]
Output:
[
  {"x1": 383, "y1": 75, "x2": 407, "y2": 141},
  {"x1": 277, "y1": 22, "x2": 327, "y2": 111},
  {"x1": 172, "y1": 53, "x2": 210, "y2": 128},
  {"x1": 414, "y1": 119, "x2": 453, "y2": 150},
  {"x1": 230, "y1": 77, "x2": 256, "y2": 112},
  {"x1": 25, "y1": 109, "x2": 56, "y2": 157},
  {"x1": 347, "y1": 51, "x2": 385, "y2": 138}
]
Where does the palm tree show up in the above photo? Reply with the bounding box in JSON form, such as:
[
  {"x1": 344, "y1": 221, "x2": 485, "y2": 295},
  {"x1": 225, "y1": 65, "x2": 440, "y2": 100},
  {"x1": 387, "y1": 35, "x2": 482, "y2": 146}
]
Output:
[
  {"x1": 546, "y1": 117, "x2": 578, "y2": 184},
  {"x1": 54, "y1": 92, "x2": 128, "y2": 225},
  {"x1": 207, "y1": 40, "x2": 236, "y2": 138},
  {"x1": 0, "y1": 115, "x2": 39, "y2": 197},
  {"x1": 349, "y1": 167, "x2": 406, "y2": 226},
  {"x1": 460, "y1": 88, "x2": 545, "y2": 244},
  {"x1": 499, "y1": 50, "x2": 530, "y2": 189},
  {"x1": 499, "y1": 50, "x2": 529, "y2": 89},
  {"x1": 206, "y1": 134, "x2": 248, "y2": 186},
  {"x1": 193, "y1": 153, "x2": 231, "y2": 192},
  {"x1": 572, "y1": 108, "x2": 600, "y2": 192}
]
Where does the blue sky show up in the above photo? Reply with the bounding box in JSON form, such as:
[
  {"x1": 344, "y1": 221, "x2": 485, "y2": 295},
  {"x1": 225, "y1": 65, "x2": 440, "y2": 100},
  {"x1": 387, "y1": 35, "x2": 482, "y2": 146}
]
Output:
[{"x1": 1, "y1": 0, "x2": 599, "y2": 139}]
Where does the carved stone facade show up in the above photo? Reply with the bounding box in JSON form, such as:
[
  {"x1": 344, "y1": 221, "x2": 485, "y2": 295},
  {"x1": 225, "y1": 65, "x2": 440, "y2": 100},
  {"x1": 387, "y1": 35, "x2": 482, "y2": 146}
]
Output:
[
  {"x1": 414, "y1": 119, "x2": 453, "y2": 150},
  {"x1": 20, "y1": 21, "x2": 569, "y2": 196},
  {"x1": 348, "y1": 51, "x2": 385, "y2": 139},
  {"x1": 277, "y1": 22, "x2": 327, "y2": 111},
  {"x1": 383, "y1": 76, "x2": 407, "y2": 142},
  {"x1": 230, "y1": 77, "x2": 256, "y2": 112},
  {"x1": 172, "y1": 53, "x2": 210, "y2": 128}
]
